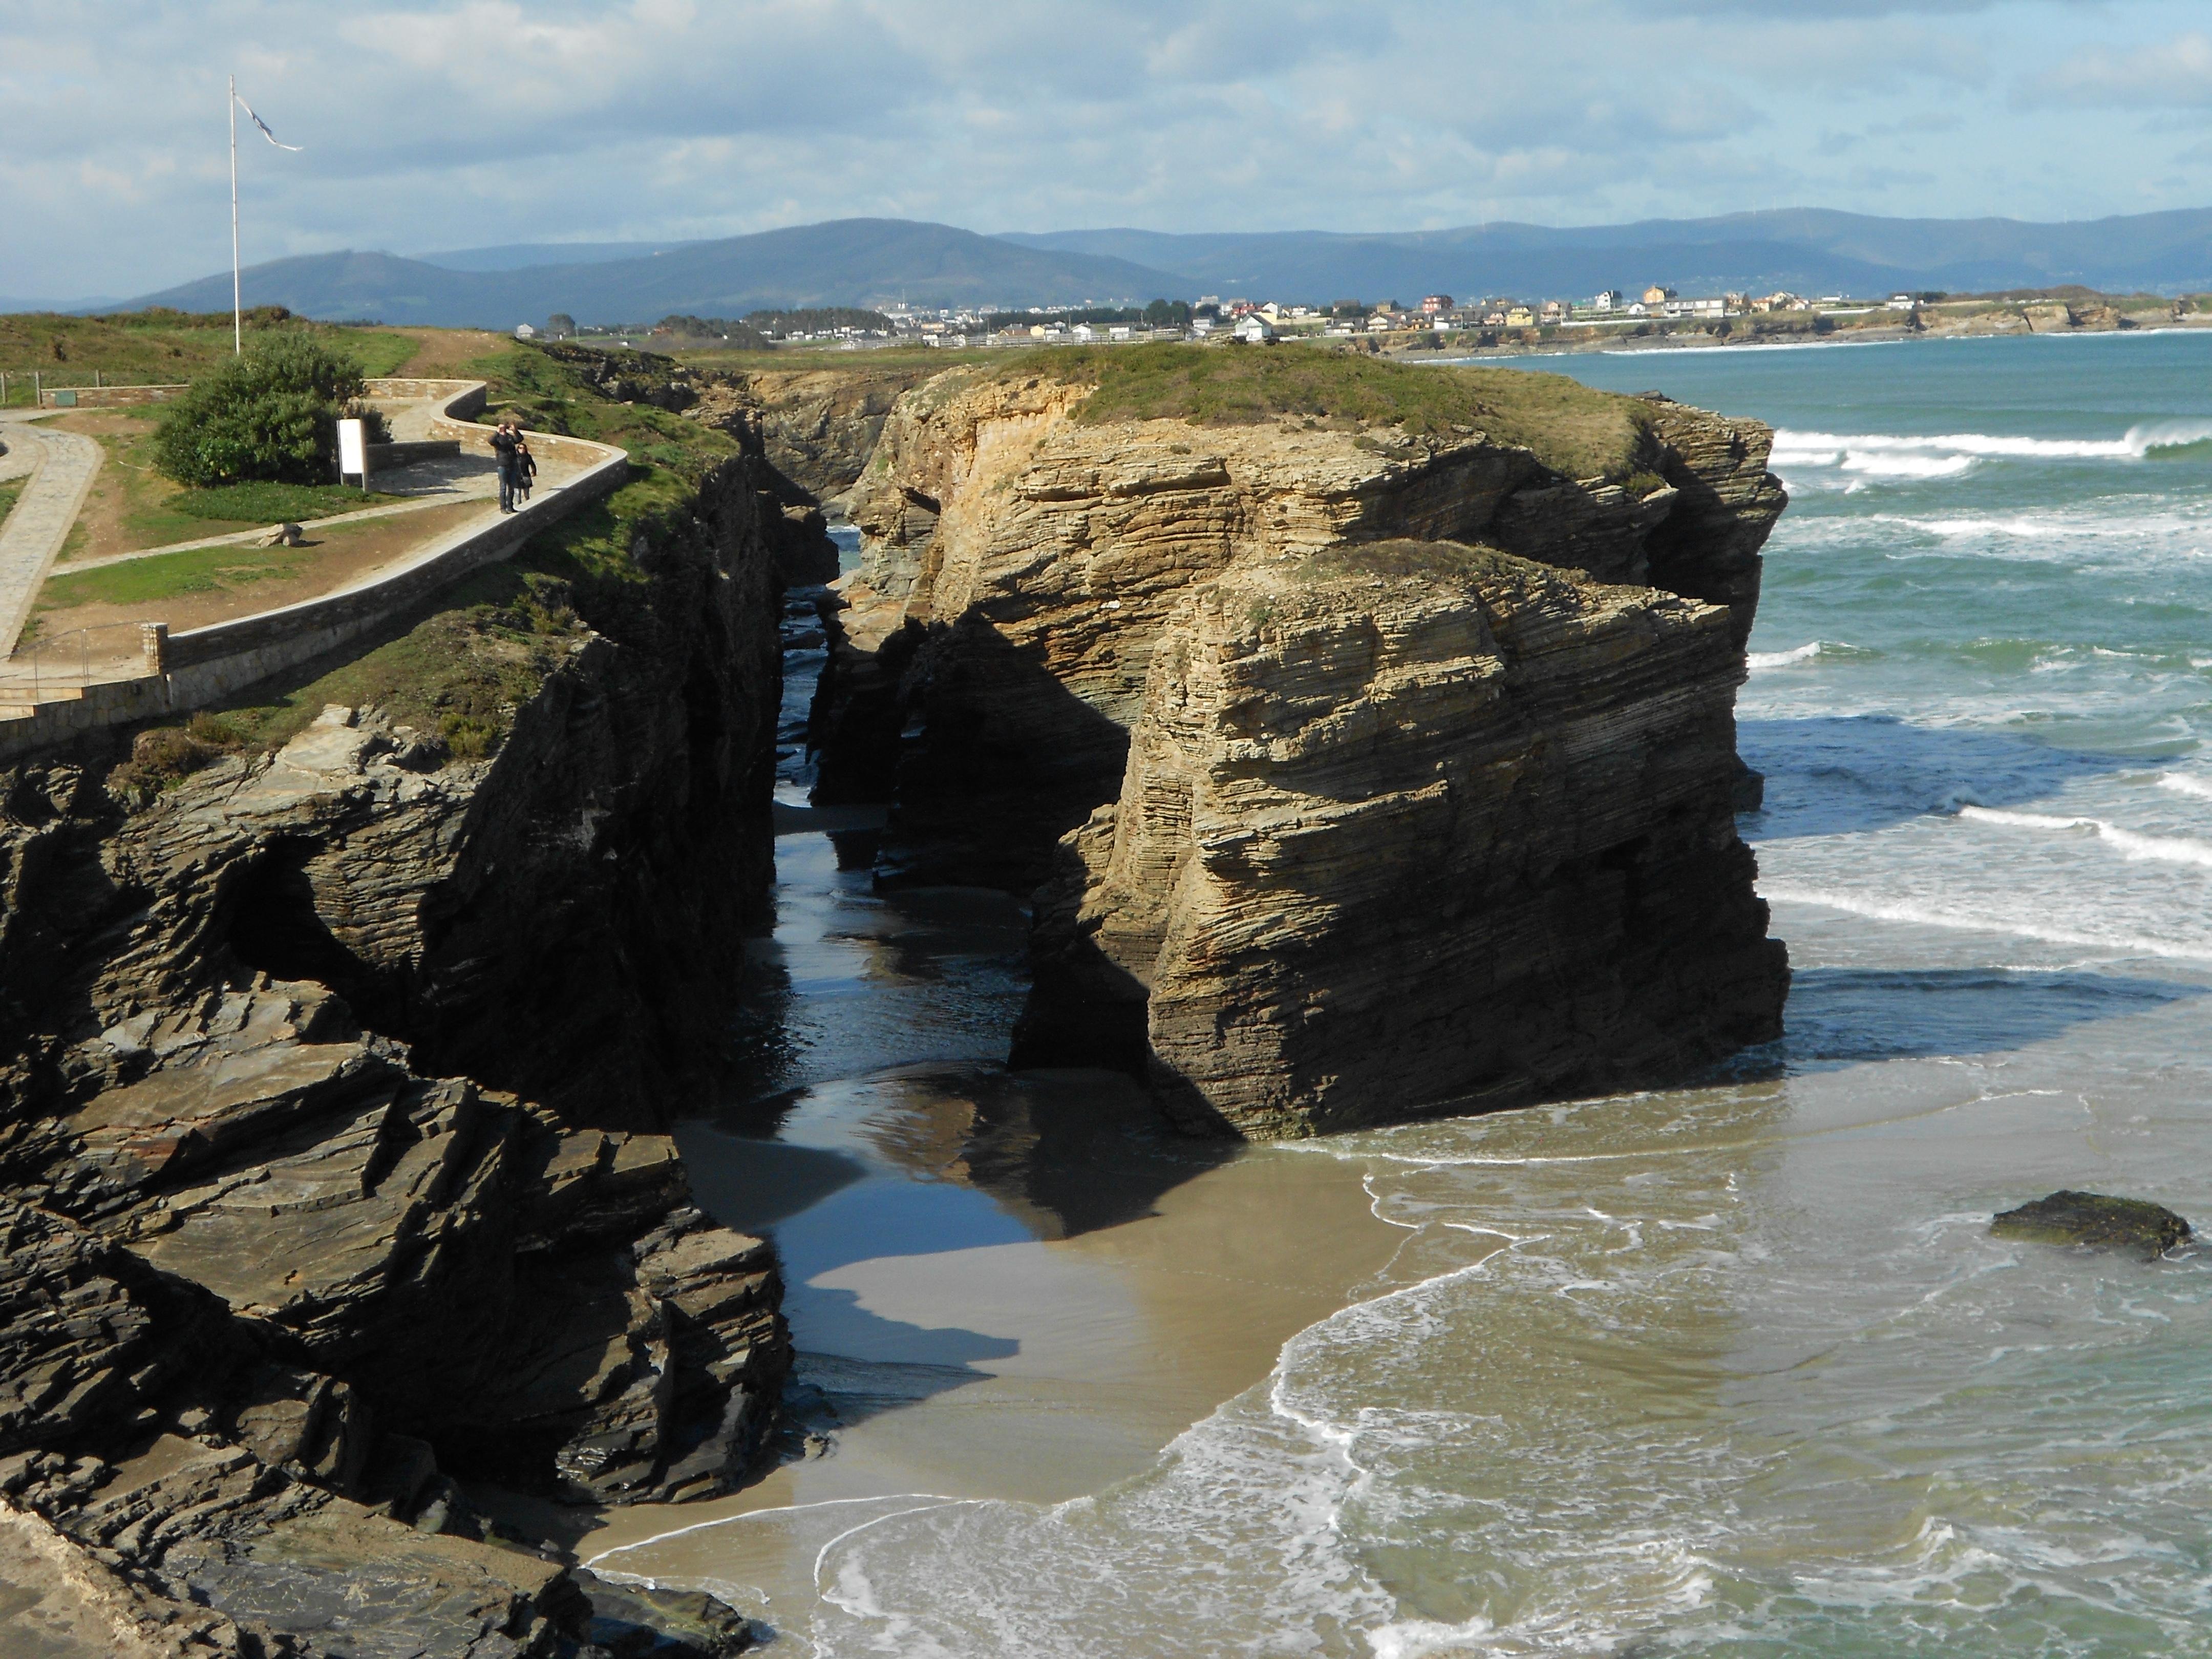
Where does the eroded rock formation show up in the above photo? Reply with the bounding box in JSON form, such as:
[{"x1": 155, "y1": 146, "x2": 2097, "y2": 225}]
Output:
[
  {"x1": 815, "y1": 351, "x2": 1790, "y2": 1136},
  {"x1": 1018, "y1": 544, "x2": 1784, "y2": 1135},
  {"x1": 0, "y1": 451, "x2": 792, "y2": 1653}
]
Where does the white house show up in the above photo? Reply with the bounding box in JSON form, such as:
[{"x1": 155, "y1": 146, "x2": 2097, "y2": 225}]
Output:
[
  {"x1": 1235, "y1": 315, "x2": 1276, "y2": 344},
  {"x1": 1592, "y1": 290, "x2": 1621, "y2": 313},
  {"x1": 514, "y1": 323, "x2": 537, "y2": 339},
  {"x1": 1072, "y1": 324, "x2": 1097, "y2": 342}
]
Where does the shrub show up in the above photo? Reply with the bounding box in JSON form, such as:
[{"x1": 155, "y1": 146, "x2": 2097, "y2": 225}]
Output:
[
  {"x1": 108, "y1": 713, "x2": 247, "y2": 799},
  {"x1": 153, "y1": 334, "x2": 371, "y2": 487}
]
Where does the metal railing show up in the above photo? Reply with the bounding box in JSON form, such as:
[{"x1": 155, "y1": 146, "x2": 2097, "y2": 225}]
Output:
[{"x1": 0, "y1": 622, "x2": 161, "y2": 701}]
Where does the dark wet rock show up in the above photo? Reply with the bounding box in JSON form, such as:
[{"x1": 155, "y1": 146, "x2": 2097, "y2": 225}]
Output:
[
  {"x1": 1991, "y1": 1190, "x2": 2192, "y2": 1258},
  {"x1": 0, "y1": 445, "x2": 799, "y2": 1651},
  {"x1": 572, "y1": 1567, "x2": 755, "y2": 1657}
]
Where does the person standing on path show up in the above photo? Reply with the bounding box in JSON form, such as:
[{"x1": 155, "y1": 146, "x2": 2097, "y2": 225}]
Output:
[
  {"x1": 491, "y1": 418, "x2": 521, "y2": 513},
  {"x1": 514, "y1": 432, "x2": 537, "y2": 504}
]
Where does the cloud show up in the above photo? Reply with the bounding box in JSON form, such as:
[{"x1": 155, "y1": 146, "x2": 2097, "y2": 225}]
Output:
[
  {"x1": 2023, "y1": 30, "x2": 2212, "y2": 108},
  {"x1": 0, "y1": 0, "x2": 2200, "y2": 301}
]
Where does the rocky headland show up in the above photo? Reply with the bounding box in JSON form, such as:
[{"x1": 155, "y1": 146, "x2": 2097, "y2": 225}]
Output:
[
  {"x1": 0, "y1": 335, "x2": 1794, "y2": 1650},
  {"x1": 813, "y1": 346, "x2": 1790, "y2": 1136},
  {"x1": 1, "y1": 346, "x2": 801, "y2": 1656}
]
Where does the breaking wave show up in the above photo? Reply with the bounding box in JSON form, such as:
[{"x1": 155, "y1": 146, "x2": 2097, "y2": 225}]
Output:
[
  {"x1": 1956, "y1": 804, "x2": 2212, "y2": 868},
  {"x1": 1770, "y1": 421, "x2": 2212, "y2": 482}
]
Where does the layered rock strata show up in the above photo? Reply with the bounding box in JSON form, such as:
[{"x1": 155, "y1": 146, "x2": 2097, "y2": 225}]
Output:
[
  {"x1": 0, "y1": 449, "x2": 794, "y2": 1651},
  {"x1": 687, "y1": 365, "x2": 938, "y2": 585},
  {"x1": 826, "y1": 366, "x2": 1781, "y2": 886},
  {"x1": 1019, "y1": 543, "x2": 1786, "y2": 1135},
  {"x1": 817, "y1": 355, "x2": 1790, "y2": 1135}
]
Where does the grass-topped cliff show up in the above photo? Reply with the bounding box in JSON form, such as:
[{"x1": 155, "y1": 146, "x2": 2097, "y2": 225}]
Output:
[
  {"x1": 122, "y1": 335, "x2": 755, "y2": 772},
  {"x1": 0, "y1": 307, "x2": 419, "y2": 405},
  {"x1": 985, "y1": 344, "x2": 1652, "y2": 484}
]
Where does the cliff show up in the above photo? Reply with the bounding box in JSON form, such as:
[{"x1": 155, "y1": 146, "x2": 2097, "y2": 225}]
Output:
[
  {"x1": 1018, "y1": 543, "x2": 1783, "y2": 1135},
  {"x1": 687, "y1": 365, "x2": 938, "y2": 507},
  {"x1": 0, "y1": 353, "x2": 794, "y2": 1655},
  {"x1": 817, "y1": 345, "x2": 1790, "y2": 1136}
]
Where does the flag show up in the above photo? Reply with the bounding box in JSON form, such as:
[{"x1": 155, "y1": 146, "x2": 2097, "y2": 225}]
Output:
[{"x1": 234, "y1": 93, "x2": 302, "y2": 151}]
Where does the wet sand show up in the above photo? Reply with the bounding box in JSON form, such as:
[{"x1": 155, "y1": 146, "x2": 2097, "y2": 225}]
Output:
[
  {"x1": 576, "y1": 1055, "x2": 1400, "y2": 1635},
  {"x1": 556, "y1": 632, "x2": 1406, "y2": 1641}
]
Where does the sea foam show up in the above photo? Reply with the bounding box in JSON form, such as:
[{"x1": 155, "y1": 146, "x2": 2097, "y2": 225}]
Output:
[
  {"x1": 1748, "y1": 641, "x2": 1825, "y2": 670},
  {"x1": 1957, "y1": 804, "x2": 2212, "y2": 868},
  {"x1": 1760, "y1": 882, "x2": 2212, "y2": 962},
  {"x1": 1770, "y1": 422, "x2": 2212, "y2": 484}
]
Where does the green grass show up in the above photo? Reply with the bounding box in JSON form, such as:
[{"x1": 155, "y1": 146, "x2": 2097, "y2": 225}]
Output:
[
  {"x1": 194, "y1": 564, "x2": 590, "y2": 756},
  {"x1": 166, "y1": 339, "x2": 747, "y2": 761},
  {"x1": 37, "y1": 543, "x2": 310, "y2": 609},
  {"x1": 53, "y1": 414, "x2": 408, "y2": 561},
  {"x1": 0, "y1": 478, "x2": 21, "y2": 533},
  {"x1": 983, "y1": 343, "x2": 1653, "y2": 482},
  {"x1": 169, "y1": 480, "x2": 405, "y2": 523},
  {"x1": 0, "y1": 309, "x2": 417, "y2": 407}
]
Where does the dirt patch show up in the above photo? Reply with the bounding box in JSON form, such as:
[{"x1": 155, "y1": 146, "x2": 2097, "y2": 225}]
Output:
[
  {"x1": 389, "y1": 328, "x2": 512, "y2": 378},
  {"x1": 34, "y1": 499, "x2": 491, "y2": 634}
]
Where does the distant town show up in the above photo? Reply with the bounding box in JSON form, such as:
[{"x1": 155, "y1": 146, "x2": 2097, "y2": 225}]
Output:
[{"x1": 535, "y1": 285, "x2": 1958, "y2": 353}]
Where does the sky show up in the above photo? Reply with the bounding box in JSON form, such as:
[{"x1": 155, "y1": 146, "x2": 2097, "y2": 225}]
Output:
[{"x1": 5, "y1": 0, "x2": 2212, "y2": 302}]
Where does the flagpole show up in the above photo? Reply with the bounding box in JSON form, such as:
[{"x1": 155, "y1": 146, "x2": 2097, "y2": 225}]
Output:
[{"x1": 229, "y1": 73, "x2": 241, "y2": 355}]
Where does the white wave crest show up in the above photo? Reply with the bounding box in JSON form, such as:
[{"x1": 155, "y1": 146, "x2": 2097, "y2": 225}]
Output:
[
  {"x1": 1957, "y1": 804, "x2": 2212, "y2": 868},
  {"x1": 1759, "y1": 883, "x2": 2212, "y2": 963},
  {"x1": 1367, "y1": 1615, "x2": 1497, "y2": 1658},
  {"x1": 2126, "y1": 418, "x2": 2212, "y2": 456},
  {"x1": 1770, "y1": 423, "x2": 2212, "y2": 483},
  {"x1": 2160, "y1": 773, "x2": 2212, "y2": 801},
  {"x1": 1748, "y1": 641, "x2": 1826, "y2": 670}
]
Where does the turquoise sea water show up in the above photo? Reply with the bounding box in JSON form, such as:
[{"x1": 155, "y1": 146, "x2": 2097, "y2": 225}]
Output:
[{"x1": 685, "y1": 336, "x2": 2212, "y2": 1655}]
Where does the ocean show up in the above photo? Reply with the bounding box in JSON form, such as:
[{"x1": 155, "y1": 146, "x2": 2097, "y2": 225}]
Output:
[{"x1": 598, "y1": 332, "x2": 2212, "y2": 1656}]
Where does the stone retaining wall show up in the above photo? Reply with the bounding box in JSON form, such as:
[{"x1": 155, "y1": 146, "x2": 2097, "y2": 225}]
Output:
[
  {"x1": 34, "y1": 384, "x2": 189, "y2": 409},
  {"x1": 0, "y1": 379, "x2": 628, "y2": 762}
]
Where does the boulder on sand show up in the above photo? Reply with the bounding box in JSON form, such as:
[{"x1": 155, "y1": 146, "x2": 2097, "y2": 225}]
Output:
[{"x1": 1990, "y1": 1190, "x2": 2192, "y2": 1259}]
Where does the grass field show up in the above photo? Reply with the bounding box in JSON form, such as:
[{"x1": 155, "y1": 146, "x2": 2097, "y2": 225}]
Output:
[
  {"x1": 0, "y1": 309, "x2": 418, "y2": 408},
  {"x1": 35, "y1": 499, "x2": 484, "y2": 617},
  {"x1": 39, "y1": 540, "x2": 319, "y2": 608},
  {"x1": 50, "y1": 408, "x2": 407, "y2": 562},
  {"x1": 184, "y1": 336, "x2": 753, "y2": 756},
  {"x1": 0, "y1": 479, "x2": 21, "y2": 534},
  {"x1": 996, "y1": 343, "x2": 1653, "y2": 482}
]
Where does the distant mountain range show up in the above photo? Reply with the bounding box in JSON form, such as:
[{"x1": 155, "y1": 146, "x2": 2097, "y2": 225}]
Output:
[
  {"x1": 1005, "y1": 208, "x2": 2212, "y2": 303},
  {"x1": 116, "y1": 221, "x2": 1182, "y2": 328},
  {"x1": 88, "y1": 208, "x2": 2212, "y2": 328}
]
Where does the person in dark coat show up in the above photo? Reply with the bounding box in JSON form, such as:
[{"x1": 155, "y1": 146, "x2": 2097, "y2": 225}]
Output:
[
  {"x1": 490, "y1": 418, "x2": 521, "y2": 512},
  {"x1": 514, "y1": 433, "x2": 538, "y2": 503}
]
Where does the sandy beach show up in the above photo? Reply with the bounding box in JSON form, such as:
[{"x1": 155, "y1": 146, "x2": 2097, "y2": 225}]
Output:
[{"x1": 573, "y1": 1056, "x2": 1400, "y2": 1637}]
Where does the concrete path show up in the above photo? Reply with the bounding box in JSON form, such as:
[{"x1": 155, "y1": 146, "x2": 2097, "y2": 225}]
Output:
[{"x1": 0, "y1": 415, "x2": 103, "y2": 657}]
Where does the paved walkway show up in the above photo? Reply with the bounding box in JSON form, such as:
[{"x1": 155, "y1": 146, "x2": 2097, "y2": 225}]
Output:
[{"x1": 0, "y1": 415, "x2": 103, "y2": 657}]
